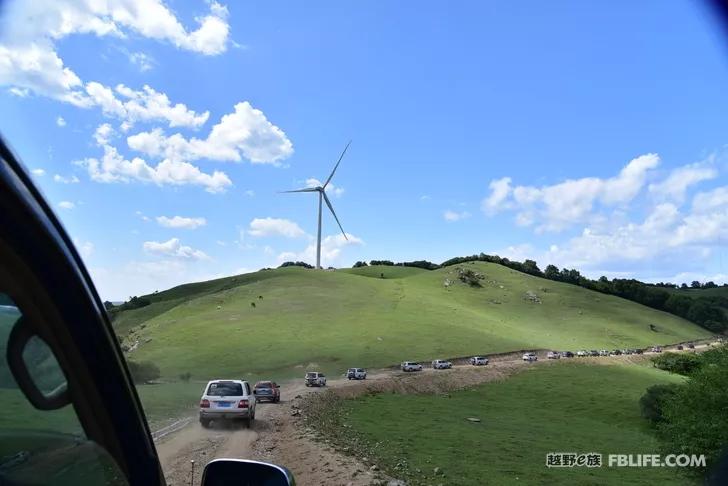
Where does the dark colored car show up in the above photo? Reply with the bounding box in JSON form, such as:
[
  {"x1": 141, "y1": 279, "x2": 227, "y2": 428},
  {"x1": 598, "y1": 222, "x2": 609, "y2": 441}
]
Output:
[
  {"x1": 589, "y1": 350, "x2": 600, "y2": 356},
  {"x1": 254, "y1": 381, "x2": 281, "y2": 403},
  {"x1": 0, "y1": 137, "x2": 294, "y2": 485},
  {"x1": 635, "y1": 348, "x2": 644, "y2": 355},
  {"x1": 688, "y1": 343, "x2": 695, "y2": 349},
  {"x1": 561, "y1": 351, "x2": 574, "y2": 358},
  {"x1": 677, "y1": 345, "x2": 684, "y2": 350},
  {"x1": 611, "y1": 349, "x2": 622, "y2": 356}
]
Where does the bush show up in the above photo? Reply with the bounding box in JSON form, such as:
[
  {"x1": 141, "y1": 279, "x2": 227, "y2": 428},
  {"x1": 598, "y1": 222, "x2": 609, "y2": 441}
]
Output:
[
  {"x1": 279, "y1": 261, "x2": 314, "y2": 269},
  {"x1": 457, "y1": 268, "x2": 482, "y2": 287},
  {"x1": 127, "y1": 360, "x2": 160, "y2": 384},
  {"x1": 640, "y1": 384, "x2": 680, "y2": 424},
  {"x1": 651, "y1": 352, "x2": 702, "y2": 376},
  {"x1": 179, "y1": 372, "x2": 192, "y2": 382}
]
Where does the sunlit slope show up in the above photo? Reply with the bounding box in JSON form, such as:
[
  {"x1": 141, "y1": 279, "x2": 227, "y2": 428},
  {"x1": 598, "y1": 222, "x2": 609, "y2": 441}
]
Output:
[
  {"x1": 339, "y1": 265, "x2": 428, "y2": 279},
  {"x1": 121, "y1": 263, "x2": 710, "y2": 379}
]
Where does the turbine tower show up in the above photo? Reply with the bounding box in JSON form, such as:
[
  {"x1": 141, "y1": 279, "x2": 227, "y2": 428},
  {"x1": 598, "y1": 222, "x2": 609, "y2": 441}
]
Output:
[{"x1": 281, "y1": 141, "x2": 351, "y2": 269}]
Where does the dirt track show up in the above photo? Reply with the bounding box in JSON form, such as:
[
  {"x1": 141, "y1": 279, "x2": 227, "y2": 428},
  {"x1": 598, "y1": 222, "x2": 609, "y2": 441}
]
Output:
[{"x1": 155, "y1": 342, "x2": 718, "y2": 485}]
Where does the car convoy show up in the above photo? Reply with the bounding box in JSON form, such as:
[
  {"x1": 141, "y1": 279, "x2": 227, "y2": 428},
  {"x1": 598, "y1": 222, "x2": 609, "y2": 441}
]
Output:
[{"x1": 199, "y1": 343, "x2": 702, "y2": 427}]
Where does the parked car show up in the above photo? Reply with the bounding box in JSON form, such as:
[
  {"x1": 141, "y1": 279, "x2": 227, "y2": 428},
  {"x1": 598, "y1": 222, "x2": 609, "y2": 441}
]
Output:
[
  {"x1": 305, "y1": 371, "x2": 327, "y2": 387},
  {"x1": 676, "y1": 345, "x2": 684, "y2": 350},
  {"x1": 610, "y1": 349, "x2": 622, "y2": 356},
  {"x1": 576, "y1": 350, "x2": 588, "y2": 357},
  {"x1": 401, "y1": 361, "x2": 423, "y2": 372},
  {"x1": 546, "y1": 351, "x2": 561, "y2": 359},
  {"x1": 651, "y1": 346, "x2": 663, "y2": 353},
  {"x1": 253, "y1": 381, "x2": 280, "y2": 403},
  {"x1": 200, "y1": 380, "x2": 256, "y2": 428},
  {"x1": 599, "y1": 350, "x2": 609, "y2": 356},
  {"x1": 522, "y1": 352, "x2": 538, "y2": 362},
  {"x1": 561, "y1": 351, "x2": 574, "y2": 358},
  {"x1": 346, "y1": 368, "x2": 367, "y2": 380},
  {"x1": 432, "y1": 359, "x2": 453, "y2": 369},
  {"x1": 589, "y1": 350, "x2": 600, "y2": 357},
  {"x1": 687, "y1": 343, "x2": 695, "y2": 349},
  {"x1": 635, "y1": 348, "x2": 644, "y2": 354},
  {"x1": 470, "y1": 356, "x2": 489, "y2": 365}
]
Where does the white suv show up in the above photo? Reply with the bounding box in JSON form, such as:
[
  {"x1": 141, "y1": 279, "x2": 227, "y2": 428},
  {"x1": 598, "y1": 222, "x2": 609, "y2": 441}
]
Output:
[
  {"x1": 522, "y1": 352, "x2": 538, "y2": 362},
  {"x1": 305, "y1": 371, "x2": 327, "y2": 387},
  {"x1": 432, "y1": 359, "x2": 452, "y2": 369},
  {"x1": 401, "y1": 361, "x2": 423, "y2": 372},
  {"x1": 546, "y1": 351, "x2": 561, "y2": 359},
  {"x1": 199, "y1": 379, "x2": 256, "y2": 428},
  {"x1": 346, "y1": 368, "x2": 367, "y2": 380},
  {"x1": 470, "y1": 356, "x2": 489, "y2": 366}
]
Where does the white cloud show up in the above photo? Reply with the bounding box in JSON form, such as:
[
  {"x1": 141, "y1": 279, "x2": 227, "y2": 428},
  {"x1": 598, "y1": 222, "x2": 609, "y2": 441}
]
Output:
[
  {"x1": 443, "y1": 209, "x2": 471, "y2": 222},
  {"x1": 56, "y1": 116, "x2": 66, "y2": 127},
  {"x1": 0, "y1": 0, "x2": 230, "y2": 104},
  {"x1": 277, "y1": 233, "x2": 363, "y2": 267},
  {"x1": 420, "y1": 195, "x2": 431, "y2": 201},
  {"x1": 94, "y1": 123, "x2": 114, "y2": 145},
  {"x1": 692, "y1": 186, "x2": 728, "y2": 213},
  {"x1": 248, "y1": 218, "x2": 305, "y2": 238},
  {"x1": 86, "y1": 82, "x2": 209, "y2": 129},
  {"x1": 305, "y1": 178, "x2": 344, "y2": 197},
  {"x1": 481, "y1": 177, "x2": 511, "y2": 215},
  {"x1": 126, "y1": 101, "x2": 294, "y2": 165},
  {"x1": 129, "y1": 51, "x2": 154, "y2": 72},
  {"x1": 648, "y1": 160, "x2": 717, "y2": 203},
  {"x1": 73, "y1": 239, "x2": 94, "y2": 258},
  {"x1": 482, "y1": 154, "x2": 660, "y2": 232},
  {"x1": 143, "y1": 237, "x2": 209, "y2": 260},
  {"x1": 156, "y1": 215, "x2": 207, "y2": 229},
  {"x1": 244, "y1": 189, "x2": 255, "y2": 197},
  {"x1": 53, "y1": 174, "x2": 79, "y2": 184},
  {"x1": 58, "y1": 200, "x2": 75, "y2": 209},
  {"x1": 79, "y1": 130, "x2": 233, "y2": 193},
  {"x1": 31, "y1": 168, "x2": 45, "y2": 176}
]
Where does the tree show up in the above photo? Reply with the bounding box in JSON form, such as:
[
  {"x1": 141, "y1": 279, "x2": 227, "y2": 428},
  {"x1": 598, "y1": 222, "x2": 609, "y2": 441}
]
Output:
[
  {"x1": 691, "y1": 280, "x2": 702, "y2": 289},
  {"x1": 279, "y1": 261, "x2": 314, "y2": 269},
  {"x1": 680, "y1": 283, "x2": 688, "y2": 290},
  {"x1": 127, "y1": 360, "x2": 161, "y2": 384},
  {"x1": 521, "y1": 259, "x2": 542, "y2": 276},
  {"x1": 353, "y1": 261, "x2": 368, "y2": 268},
  {"x1": 640, "y1": 384, "x2": 680, "y2": 424},
  {"x1": 103, "y1": 301, "x2": 115, "y2": 310},
  {"x1": 544, "y1": 264, "x2": 560, "y2": 280},
  {"x1": 703, "y1": 281, "x2": 718, "y2": 289}
]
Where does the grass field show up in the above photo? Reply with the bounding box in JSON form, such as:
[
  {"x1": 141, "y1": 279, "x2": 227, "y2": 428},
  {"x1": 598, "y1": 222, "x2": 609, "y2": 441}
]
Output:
[
  {"x1": 338, "y1": 362, "x2": 691, "y2": 486},
  {"x1": 118, "y1": 263, "x2": 709, "y2": 382}
]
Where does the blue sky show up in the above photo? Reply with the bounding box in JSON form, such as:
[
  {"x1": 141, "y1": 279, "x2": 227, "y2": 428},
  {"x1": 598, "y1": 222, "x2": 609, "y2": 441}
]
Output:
[{"x1": 1, "y1": 0, "x2": 728, "y2": 300}]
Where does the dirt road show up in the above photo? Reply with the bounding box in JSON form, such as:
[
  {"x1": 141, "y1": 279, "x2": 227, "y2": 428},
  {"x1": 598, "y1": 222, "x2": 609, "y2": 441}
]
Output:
[{"x1": 155, "y1": 341, "x2": 718, "y2": 485}]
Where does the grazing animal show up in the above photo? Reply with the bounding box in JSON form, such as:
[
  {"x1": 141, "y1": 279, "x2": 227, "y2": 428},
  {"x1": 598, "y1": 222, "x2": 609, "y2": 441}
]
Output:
[
  {"x1": 258, "y1": 295, "x2": 263, "y2": 300},
  {"x1": 250, "y1": 302, "x2": 256, "y2": 308}
]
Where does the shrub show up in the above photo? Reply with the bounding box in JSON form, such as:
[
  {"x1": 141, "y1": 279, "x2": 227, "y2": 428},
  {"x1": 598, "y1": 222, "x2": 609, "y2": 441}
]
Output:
[
  {"x1": 179, "y1": 372, "x2": 192, "y2": 382},
  {"x1": 127, "y1": 360, "x2": 160, "y2": 384},
  {"x1": 651, "y1": 352, "x2": 702, "y2": 376},
  {"x1": 639, "y1": 384, "x2": 680, "y2": 424}
]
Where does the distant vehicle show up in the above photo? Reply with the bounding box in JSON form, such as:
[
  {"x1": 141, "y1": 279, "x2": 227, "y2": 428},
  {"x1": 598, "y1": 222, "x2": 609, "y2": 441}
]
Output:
[
  {"x1": 676, "y1": 345, "x2": 684, "y2": 350},
  {"x1": 561, "y1": 351, "x2": 574, "y2": 358},
  {"x1": 401, "y1": 361, "x2": 423, "y2": 372},
  {"x1": 305, "y1": 371, "x2": 327, "y2": 387},
  {"x1": 546, "y1": 351, "x2": 561, "y2": 359},
  {"x1": 635, "y1": 348, "x2": 644, "y2": 354},
  {"x1": 522, "y1": 352, "x2": 538, "y2": 362},
  {"x1": 576, "y1": 350, "x2": 588, "y2": 357},
  {"x1": 199, "y1": 380, "x2": 256, "y2": 428},
  {"x1": 610, "y1": 349, "x2": 622, "y2": 356},
  {"x1": 253, "y1": 381, "x2": 280, "y2": 403},
  {"x1": 599, "y1": 350, "x2": 609, "y2": 356},
  {"x1": 687, "y1": 343, "x2": 695, "y2": 349},
  {"x1": 621, "y1": 349, "x2": 632, "y2": 355},
  {"x1": 432, "y1": 359, "x2": 452, "y2": 369},
  {"x1": 347, "y1": 368, "x2": 367, "y2": 380},
  {"x1": 651, "y1": 346, "x2": 663, "y2": 353},
  {"x1": 470, "y1": 356, "x2": 489, "y2": 366},
  {"x1": 589, "y1": 350, "x2": 599, "y2": 357}
]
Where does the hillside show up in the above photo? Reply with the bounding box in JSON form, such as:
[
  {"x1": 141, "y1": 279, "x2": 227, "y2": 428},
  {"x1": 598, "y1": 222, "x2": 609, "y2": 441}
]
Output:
[{"x1": 112, "y1": 262, "x2": 711, "y2": 381}]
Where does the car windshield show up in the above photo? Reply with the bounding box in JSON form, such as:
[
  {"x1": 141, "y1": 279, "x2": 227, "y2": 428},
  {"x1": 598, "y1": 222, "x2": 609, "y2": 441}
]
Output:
[
  {"x1": 4, "y1": 1, "x2": 728, "y2": 485},
  {"x1": 207, "y1": 382, "x2": 242, "y2": 396}
]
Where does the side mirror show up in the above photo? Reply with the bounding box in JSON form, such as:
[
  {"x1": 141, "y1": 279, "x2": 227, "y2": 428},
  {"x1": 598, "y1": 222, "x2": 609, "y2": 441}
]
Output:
[{"x1": 202, "y1": 459, "x2": 295, "y2": 486}]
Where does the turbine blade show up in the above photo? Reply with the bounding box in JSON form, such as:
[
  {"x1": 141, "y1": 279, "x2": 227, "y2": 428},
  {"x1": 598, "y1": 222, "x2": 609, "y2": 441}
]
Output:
[
  {"x1": 323, "y1": 191, "x2": 347, "y2": 240},
  {"x1": 279, "y1": 187, "x2": 318, "y2": 193},
  {"x1": 323, "y1": 140, "x2": 351, "y2": 188}
]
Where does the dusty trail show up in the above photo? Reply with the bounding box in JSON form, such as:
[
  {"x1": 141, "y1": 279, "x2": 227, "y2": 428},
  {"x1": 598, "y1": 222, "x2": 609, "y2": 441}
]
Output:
[{"x1": 155, "y1": 341, "x2": 718, "y2": 485}]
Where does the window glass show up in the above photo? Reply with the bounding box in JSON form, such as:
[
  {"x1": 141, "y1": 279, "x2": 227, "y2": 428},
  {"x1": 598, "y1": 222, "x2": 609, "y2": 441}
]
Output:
[
  {"x1": 0, "y1": 293, "x2": 127, "y2": 485},
  {"x1": 207, "y1": 382, "x2": 242, "y2": 396}
]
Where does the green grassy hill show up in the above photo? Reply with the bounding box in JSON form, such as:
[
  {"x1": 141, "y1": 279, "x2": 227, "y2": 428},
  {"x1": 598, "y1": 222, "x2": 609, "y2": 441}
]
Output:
[{"x1": 114, "y1": 262, "x2": 711, "y2": 381}]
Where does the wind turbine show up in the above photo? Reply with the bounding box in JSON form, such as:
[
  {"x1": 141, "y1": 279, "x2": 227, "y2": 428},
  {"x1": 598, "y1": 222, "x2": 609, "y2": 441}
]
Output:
[{"x1": 280, "y1": 141, "x2": 351, "y2": 269}]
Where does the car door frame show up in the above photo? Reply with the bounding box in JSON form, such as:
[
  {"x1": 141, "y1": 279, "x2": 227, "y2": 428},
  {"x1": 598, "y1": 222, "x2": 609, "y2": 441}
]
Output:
[{"x1": 0, "y1": 136, "x2": 164, "y2": 485}]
